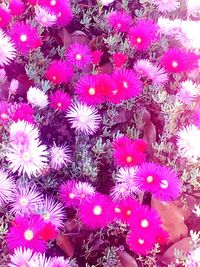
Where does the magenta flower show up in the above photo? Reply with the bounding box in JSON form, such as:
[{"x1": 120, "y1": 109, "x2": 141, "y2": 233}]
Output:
[
  {"x1": 66, "y1": 43, "x2": 92, "y2": 70},
  {"x1": 45, "y1": 60, "x2": 73, "y2": 84},
  {"x1": 72, "y1": 181, "x2": 96, "y2": 203},
  {"x1": 112, "y1": 52, "x2": 128, "y2": 68},
  {"x1": 9, "y1": 22, "x2": 41, "y2": 55},
  {"x1": 112, "y1": 137, "x2": 146, "y2": 167},
  {"x1": 0, "y1": 7, "x2": 11, "y2": 28},
  {"x1": 134, "y1": 162, "x2": 181, "y2": 201},
  {"x1": 9, "y1": 0, "x2": 25, "y2": 16},
  {"x1": 128, "y1": 19, "x2": 158, "y2": 50},
  {"x1": 79, "y1": 193, "x2": 115, "y2": 229},
  {"x1": 108, "y1": 11, "x2": 132, "y2": 33},
  {"x1": 12, "y1": 103, "x2": 34, "y2": 124},
  {"x1": 114, "y1": 198, "x2": 138, "y2": 223},
  {"x1": 7, "y1": 214, "x2": 47, "y2": 253},
  {"x1": 0, "y1": 101, "x2": 12, "y2": 126},
  {"x1": 50, "y1": 90, "x2": 71, "y2": 111},
  {"x1": 59, "y1": 180, "x2": 78, "y2": 207},
  {"x1": 161, "y1": 48, "x2": 199, "y2": 73},
  {"x1": 112, "y1": 68, "x2": 142, "y2": 102},
  {"x1": 75, "y1": 74, "x2": 104, "y2": 105}
]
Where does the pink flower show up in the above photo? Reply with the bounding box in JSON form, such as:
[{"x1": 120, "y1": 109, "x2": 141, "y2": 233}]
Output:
[
  {"x1": 8, "y1": 247, "x2": 36, "y2": 267},
  {"x1": 112, "y1": 52, "x2": 128, "y2": 68},
  {"x1": 92, "y1": 50, "x2": 103, "y2": 65},
  {"x1": 134, "y1": 162, "x2": 181, "y2": 201},
  {"x1": 177, "y1": 79, "x2": 199, "y2": 104},
  {"x1": 59, "y1": 180, "x2": 78, "y2": 207},
  {"x1": 112, "y1": 137, "x2": 146, "y2": 167},
  {"x1": 49, "y1": 143, "x2": 71, "y2": 170},
  {"x1": 95, "y1": 74, "x2": 115, "y2": 101},
  {"x1": 38, "y1": 222, "x2": 57, "y2": 241},
  {"x1": 0, "y1": 101, "x2": 12, "y2": 126},
  {"x1": 9, "y1": 0, "x2": 25, "y2": 16},
  {"x1": 72, "y1": 181, "x2": 96, "y2": 203},
  {"x1": 0, "y1": 170, "x2": 15, "y2": 206},
  {"x1": 110, "y1": 183, "x2": 132, "y2": 201},
  {"x1": 66, "y1": 102, "x2": 101, "y2": 135},
  {"x1": 112, "y1": 69, "x2": 142, "y2": 102},
  {"x1": 0, "y1": 7, "x2": 11, "y2": 28},
  {"x1": 12, "y1": 103, "x2": 34, "y2": 124},
  {"x1": 45, "y1": 60, "x2": 73, "y2": 84},
  {"x1": 152, "y1": 0, "x2": 180, "y2": 13},
  {"x1": 50, "y1": 90, "x2": 71, "y2": 111},
  {"x1": 9, "y1": 22, "x2": 41, "y2": 55},
  {"x1": 49, "y1": 256, "x2": 70, "y2": 267},
  {"x1": 35, "y1": 6, "x2": 57, "y2": 27},
  {"x1": 114, "y1": 198, "x2": 138, "y2": 223},
  {"x1": 66, "y1": 43, "x2": 92, "y2": 70},
  {"x1": 108, "y1": 11, "x2": 132, "y2": 33},
  {"x1": 0, "y1": 30, "x2": 16, "y2": 66},
  {"x1": 161, "y1": 48, "x2": 199, "y2": 73},
  {"x1": 79, "y1": 193, "x2": 115, "y2": 229},
  {"x1": 75, "y1": 74, "x2": 103, "y2": 105},
  {"x1": 7, "y1": 214, "x2": 47, "y2": 252},
  {"x1": 128, "y1": 19, "x2": 158, "y2": 50}
]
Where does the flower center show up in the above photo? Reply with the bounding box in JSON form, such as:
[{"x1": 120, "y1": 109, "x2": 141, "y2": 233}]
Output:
[
  {"x1": 123, "y1": 81, "x2": 128, "y2": 88},
  {"x1": 160, "y1": 179, "x2": 169, "y2": 189},
  {"x1": 69, "y1": 193, "x2": 75, "y2": 199},
  {"x1": 88, "y1": 87, "x2": 96, "y2": 95},
  {"x1": 57, "y1": 102, "x2": 62, "y2": 108},
  {"x1": 115, "y1": 207, "x2": 121, "y2": 213},
  {"x1": 75, "y1": 54, "x2": 82, "y2": 60},
  {"x1": 141, "y1": 219, "x2": 149, "y2": 228},
  {"x1": 126, "y1": 209, "x2": 131, "y2": 216},
  {"x1": 42, "y1": 17, "x2": 47, "y2": 23},
  {"x1": 79, "y1": 115, "x2": 87, "y2": 123},
  {"x1": 119, "y1": 186, "x2": 126, "y2": 193},
  {"x1": 20, "y1": 197, "x2": 28, "y2": 207},
  {"x1": 146, "y1": 175, "x2": 153, "y2": 183},
  {"x1": 93, "y1": 205, "x2": 102, "y2": 215},
  {"x1": 24, "y1": 229, "x2": 34, "y2": 241},
  {"x1": 43, "y1": 211, "x2": 50, "y2": 221},
  {"x1": 138, "y1": 238, "x2": 144, "y2": 245},
  {"x1": 81, "y1": 193, "x2": 86, "y2": 198},
  {"x1": 117, "y1": 23, "x2": 121, "y2": 28},
  {"x1": 112, "y1": 89, "x2": 118, "y2": 95},
  {"x1": 126, "y1": 156, "x2": 133, "y2": 163},
  {"x1": 50, "y1": 0, "x2": 56, "y2": 6},
  {"x1": 172, "y1": 61, "x2": 178, "y2": 68},
  {"x1": 52, "y1": 76, "x2": 57, "y2": 81},
  {"x1": 22, "y1": 152, "x2": 31, "y2": 162},
  {"x1": 20, "y1": 34, "x2": 28, "y2": 42},
  {"x1": 136, "y1": 37, "x2": 142, "y2": 43}
]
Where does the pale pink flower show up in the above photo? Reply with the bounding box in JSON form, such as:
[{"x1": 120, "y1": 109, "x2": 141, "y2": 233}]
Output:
[
  {"x1": 99, "y1": 0, "x2": 114, "y2": 6},
  {"x1": 185, "y1": 0, "x2": 200, "y2": 15},
  {"x1": 35, "y1": 6, "x2": 57, "y2": 27},
  {"x1": 177, "y1": 125, "x2": 200, "y2": 160},
  {"x1": 49, "y1": 143, "x2": 71, "y2": 170},
  {"x1": 110, "y1": 183, "x2": 132, "y2": 201},
  {"x1": 0, "y1": 29, "x2": 16, "y2": 66},
  {"x1": 9, "y1": 79, "x2": 19, "y2": 95},
  {"x1": 8, "y1": 247, "x2": 36, "y2": 267},
  {"x1": 27, "y1": 87, "x2": 49, "y2": 109},
  {"x1": 177, "y1": 80, "x2": 199, "y2": 104},
  {"x1": 29, "y1": 253, "x2": 51, "y2": 267},
  {"x1": 49, "y1": 256, "x2": 70, "y2": 267},
  {"x1": 152, "y1": 0, "x2": 180, "y2": 13},
  {"x1": 0, "y1": 170, "x2": 15, "y2": 205},
  {"x1": 66, "y1": 102, "x2": 101, "y2": 135}
]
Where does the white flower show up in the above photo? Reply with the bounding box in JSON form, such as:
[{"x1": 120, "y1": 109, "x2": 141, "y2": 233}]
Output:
[
  {"x1": 185, "y1": 0, "x2": 200, "y2": 15},
  {"x1": 7, "y1": 141, "x2": 49, "y2": 178},
  {"x1": 0, "y1": 170, "x2": 15, "y2": 206},
  {"x1": 49, "y1": 143, "x2": 71, "y2": 170},
  {"x1": 9, "y1": 79, "x2": 19, "y2": 95},
  {"x1": 177, "y1": 125, "x2": 200, "y2": 160},
  {"x1": 8, "y1": 247, "x2": 36, "y2": 267},
  {"x1": 176, "y1": 80, "x2": 199, "y2": 104},
  {"x1": 66, "y1": 102, "x2": 101, "y2": 135},
  {"x1": 179, "y1": 21, "x2": 200, "y2": 49},
  {"x1": 99, "y1": 0, "x2": 114, "y2": 6},
  {"x1": 157, "y1": 17, "x2": 181, "y2": 35},
  {"x1": 0, "y1": 29, "x2": 16, "y2": 66},
  {"x1": 110, "y1": 183, "x2": 132, "y2": 201},
  {"x1": 152, "y1": 0, "x2": 180, "y2": 13},
  {"x1": 35, "y1": 6, "x2": 57, "y2": 27},
  {"x1": 27, "y1": 87, "x2": 49, "y2": 109},
  {"x1": 49, "y1": 257, "x2": 70, "y2": 267},
  {"x1": 29, "y1": 253, "x2": 51, "y2": 267}
]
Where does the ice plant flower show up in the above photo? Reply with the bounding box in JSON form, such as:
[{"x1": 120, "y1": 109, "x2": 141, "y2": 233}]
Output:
[
  {"x1": 66, "y1": 102, "x2": 101, "y2": 135},
  {"x1": 9, "y1": 0, "x2": 25, "y2": 16},
  {"x1": 79, "y1": 193, "x2": 115, "y2": 229},
  {"x1": 92, "y1": 50, "x2": 103, "y2": 65},
  {"x1": 49, "y1": 90, "x2": 71, "y2": 111},
  {"x1": 66, "y1": 43, "x2": 92, "y2": 70},
  {"x1": 114, "y1": 167, "x2": 139, "y2": 193},
  {"x1": 114, "y1": 198, "x2": 138, "y2": 223},
  {"x1": 0, "y1": 101, "x2": 12, "y2": 126},
  {"x1": 99, "y1": 0, "x2": 114, "y2": 5},
  {"x1": 29, "y1": 253, "x2": 51, "y2": 267},
  {"x1": 8, "y1": 247, "x2": 36, "y2": 267},
  {"x1": 112, "y1": 52, "x2": 128, "y2": 68},
  {"x1": 7, "y1": 141, "x2": 48, "y2": 178},
  {"x1": 161, "y1": 48, "x2": 199, "y2": 73},
  {"x1": 177, "y1": 125, "x2": 200, "y2": 161},
  {"x1": 72, "y1": 181, "x2": 96, "y2": 203},
  {"x1": 0, "y1": 7, "x2": 11, "y2": 28},
  {"x1": 49, "y1": 143, "x2": 71, "y2": 170},
  {"x1": 27, "y1": 87, "x2": 49, "y2": 109},
  {"x1": 128, "y1": 19, "x2": 158, "y2": 50},
  {"x1": 0, "y1": 170, "x2": 15, "y2": 206},
  {"x1": 39, "y1": 196, "x2": 66, "y2": 229},
  {"x1": 9, "y1": 120, "x2": 39, "y2": 147},
  {"x1": 38, "y1": 222, "x2": 57, "y2": 241},
  {"x1": 0, "y1": 29, "x2": 16, "y2": 66},
  {"x1": 134, "y1": 162, "x2": 181, "y2": 201},
  {"x1": 35, "y1": 6, "x2": 57, "y2": 27},
  {"x1": 7, "y1": 214, "x2": 47, "y2": 252},
  {"x1": 12, "y1": 103, "x2": 34, "y2": 124},
  {"x1": 45, "y1": 60, "x2": 73, "y2": 84},
  {"x1": 9, "y1": 22, "x2": 41, "y2": 55},
  {"x1": 112, "y1": 137, "x2": 146, "y2": 167},
  {"x1": 176, "y1": 80, "x2": 199, "y2": 104},
  {"x1": 110, "y1": 183, "x2": 132, "y2": 201},
  {"x1": 152, "y1": 0, "x2": 180, "y2": 13},
  {"x1": 108, "y1": 11, "x2": 132, "y2": 33},
  {"x1": 75, "y1": 74, "x2": 104, "y2": 105},
  {"x1": 49, "y1": 256, "x2": 70, "y2": 267},
  {"x1": 59, "y1": 180, "x2": 78, "y2": 207},
  {"x1": 10, "y1": 183, "x2": 43, "y2": 215}
]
